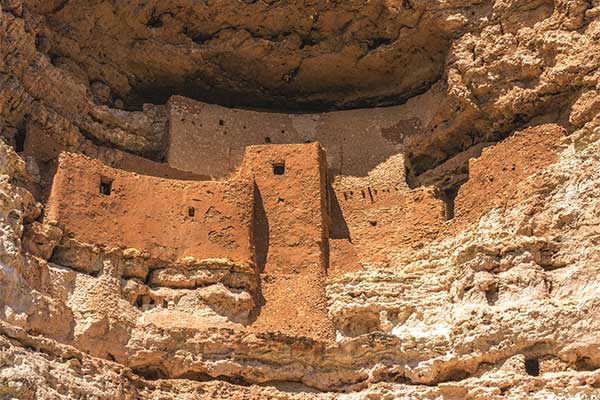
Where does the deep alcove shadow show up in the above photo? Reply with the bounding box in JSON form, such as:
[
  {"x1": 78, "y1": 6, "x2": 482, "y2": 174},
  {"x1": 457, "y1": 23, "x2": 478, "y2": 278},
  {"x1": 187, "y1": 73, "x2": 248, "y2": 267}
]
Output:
[
  {"x1": 328, "y1": 186, "x2": 351, "y2": 241},
  {"x1": 252, "y1": 184, "x2": 269, "y2": 273}
]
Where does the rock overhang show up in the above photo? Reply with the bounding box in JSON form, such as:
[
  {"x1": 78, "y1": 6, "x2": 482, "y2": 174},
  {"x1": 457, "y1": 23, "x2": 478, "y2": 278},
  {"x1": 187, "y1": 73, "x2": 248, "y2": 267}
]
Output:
[{"x1": 29, "y1": 0, "x2": 455, "y2": 110}]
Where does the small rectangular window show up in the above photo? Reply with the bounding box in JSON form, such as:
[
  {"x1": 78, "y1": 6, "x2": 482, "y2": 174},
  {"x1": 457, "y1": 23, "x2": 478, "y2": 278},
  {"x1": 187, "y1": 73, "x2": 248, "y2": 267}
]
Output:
[
  {"x1": 188, "y1": 206, "x2": 195, "y2": 217},
  {"x1": 273, "y1": 163, "x2": 285, "y2": 175},
  {"x1": 99, "y1": 176, "x2": 113, "y2": 196}
]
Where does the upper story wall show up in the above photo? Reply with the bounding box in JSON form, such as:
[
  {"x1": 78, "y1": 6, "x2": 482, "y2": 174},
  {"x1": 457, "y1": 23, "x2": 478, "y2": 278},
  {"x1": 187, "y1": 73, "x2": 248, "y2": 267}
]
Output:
[
  {"x1": 241, "y1": 143, "x2": 329, "y2": 274},
  {"x1": 166, "y1": 96, "x2": 417, "y2": 179},
  {"x1": 46, "y1": 153, "x2": 254, "y2": 264},
  {"x1": 24, "y1": 122, "x2": 202, "y2": 182},
  {"x1": 239, "y1": 143, "x2": 334, "y2": 339}
]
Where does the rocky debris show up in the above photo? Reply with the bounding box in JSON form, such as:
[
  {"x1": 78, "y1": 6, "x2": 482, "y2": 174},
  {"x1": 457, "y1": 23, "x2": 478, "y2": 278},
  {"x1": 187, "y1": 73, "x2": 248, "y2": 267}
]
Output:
[{"x1": 22, "y1": 221, "x2": 61, "y2": 259}]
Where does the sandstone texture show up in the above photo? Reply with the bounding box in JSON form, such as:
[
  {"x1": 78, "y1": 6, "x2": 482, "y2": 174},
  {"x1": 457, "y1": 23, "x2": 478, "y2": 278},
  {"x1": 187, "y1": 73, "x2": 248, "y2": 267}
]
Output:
[{"x1": 2, "y1": 0, "x2": 600, "y2": 399}]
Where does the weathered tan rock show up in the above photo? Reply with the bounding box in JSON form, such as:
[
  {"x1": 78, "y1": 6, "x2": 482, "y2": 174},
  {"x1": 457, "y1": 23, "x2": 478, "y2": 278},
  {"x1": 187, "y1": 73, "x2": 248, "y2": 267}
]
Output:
[{"x1": 22, "y1": 221, "x2": 61, "y2": 259}]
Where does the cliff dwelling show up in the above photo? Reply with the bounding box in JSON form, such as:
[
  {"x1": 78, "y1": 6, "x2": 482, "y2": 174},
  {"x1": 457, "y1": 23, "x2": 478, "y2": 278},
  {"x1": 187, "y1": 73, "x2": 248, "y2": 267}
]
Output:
[{"x1": 2, "y1": 1, "x2": 600, "y2": 399}]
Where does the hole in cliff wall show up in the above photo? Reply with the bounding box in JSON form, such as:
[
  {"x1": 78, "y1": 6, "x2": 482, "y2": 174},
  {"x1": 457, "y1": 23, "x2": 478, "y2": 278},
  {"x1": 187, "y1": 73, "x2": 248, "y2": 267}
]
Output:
[
  {"x1": 188, "y1": 206, "x2": 195, "y2": 217},
  {"x1": 337, "y1": 311, "x2": 381, "y2": 337},
  {"x1": 258, "y1": 381, "x2": 324, "y2": 393},
  {"x1": 146, "y1": 15, "x2": 163, "y2": 28},
  {"x1": 372, "y1": 370, "x2": 408, "y2": 384},
  {"x1": 273, "y1": 163, "x2": 285, "y2": 175},
  {"x1": 439, "y1": 368, "x2": 470, "y2": 383},
  {"x1": 402, "y1": 0, "x2": 414, "y2": 9},
  {"x1": 441, "y1": 186, "x2": 459, "y2": 220},
  {"x1": 133, "y1": 367, "x2": 168, "y2": 380},
  {"x1": 116, "y1": 28, "x2": 450, "y2": 112},
  {"x1": 146, "y1": 9, "x2": 173, "y2": 28},
  {"x1": 485, "y1": 286, "x2": 499, "y2": 305},
  {"x1": 367, "y1": 37, "x2": 393, "y2": 51},
  {"x1": 127, "y1": 78, "x2": 441, "y2": 113},
  {"x1": 575, "y1": 356, "x2": 599, "y2": 371},
  {"x1": 14, "y1": 129, "x2": 26, "y2": 153},
  {"x1": 134, "y1": 294, "x2": 166, "y2": 310},
  {"x1": 265, "y1": 137, "x2": 272, "y2": 144},
  {"x1": 140, "y1": 369, "x2": 282, "y2": 389},
  {"x1": 99, "y1": 177, "x2": 113, "y2": 196},
  {"x1": 525, "y1": 358, "x2": 540, "y2": 376}
]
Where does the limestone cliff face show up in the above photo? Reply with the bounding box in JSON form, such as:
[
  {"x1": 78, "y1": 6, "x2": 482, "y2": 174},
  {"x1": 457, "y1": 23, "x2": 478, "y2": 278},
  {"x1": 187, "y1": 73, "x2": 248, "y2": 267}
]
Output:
[{"x1": 2, "y1": 0, "x2": 600, "y2": 399}]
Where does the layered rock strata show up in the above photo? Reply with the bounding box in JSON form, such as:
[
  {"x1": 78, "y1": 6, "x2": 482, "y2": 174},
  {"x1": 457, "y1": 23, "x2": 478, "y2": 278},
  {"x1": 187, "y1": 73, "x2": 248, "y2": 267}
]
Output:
[{"x1": 2, "y1": 0, "x2": 600, "y2": 399}]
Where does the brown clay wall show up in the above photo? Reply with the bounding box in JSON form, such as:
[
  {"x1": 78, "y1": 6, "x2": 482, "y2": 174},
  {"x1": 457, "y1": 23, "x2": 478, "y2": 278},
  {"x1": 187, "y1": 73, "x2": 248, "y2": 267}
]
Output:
[
  {"x1": 46, "y1": 152, "x2": 254, "y2": 264},
  {"x1": 241, "y1": 143, "x2": 329, "y2": 273},
  {"x1": 331, "y1": 181, "x2": 446, "y2": 270},
  {"x1": 453, "y1": 124, "x2": 566, "y2": 225},
  {"x1": 166, "y1": 96, "x2": 410, "y2": 178},
  {"x1": 240, "y1": 143, "x2": 334, "y2": 340},
  {"x1": 329, "y1": 153, "x2": 446, "y2": 270},
  {"x1": 24, "y1": 123, "x2": 202, "y2": 182}
]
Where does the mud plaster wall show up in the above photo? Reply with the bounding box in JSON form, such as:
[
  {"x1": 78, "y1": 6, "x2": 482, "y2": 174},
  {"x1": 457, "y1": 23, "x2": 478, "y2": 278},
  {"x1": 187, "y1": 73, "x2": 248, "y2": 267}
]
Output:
[
  {"x1": 24, "y1": 123, "x2": 201, "y2": 182},
  {"x1": 241, "y1": 143, "x2": 334, "y2": 340},
  {"x1": 453, "y1": 124, "x2": 566, "y2": 224},
  {"x1": 46, "y1": 152, "x2": 254, "y2": 264},
  {"x1": 165, "y1": 96, "x2": 425, "y2": 178},
  {"x1": 331, "y1": 179, "x2": 446, "y2": 269},
  {"x1": 328, "y1": 125, "x2": 566, "y2": 269},
  {"x1": 327, "y1": 152, "x2": 445, "y2": 269},
  {"x1": 241, "y1": 143, "x2": 328, "y2": 273}
]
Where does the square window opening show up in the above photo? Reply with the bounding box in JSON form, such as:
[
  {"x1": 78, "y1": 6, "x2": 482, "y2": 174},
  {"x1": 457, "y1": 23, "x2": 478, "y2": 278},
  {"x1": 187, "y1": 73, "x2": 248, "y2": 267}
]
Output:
[
  {"x1": 273, "y1": 163, "x2": 285, "y2": 175},
  {"x1": 100, "y1": 177, "x2": 113, "y2": 196}
]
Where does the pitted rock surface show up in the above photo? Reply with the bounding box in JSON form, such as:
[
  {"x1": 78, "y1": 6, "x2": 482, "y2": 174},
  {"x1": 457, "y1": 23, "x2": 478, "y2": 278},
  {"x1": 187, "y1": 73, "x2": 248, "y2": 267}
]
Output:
[{"x1": 2, "y1": 1, "x2": 600, "y2": 399}]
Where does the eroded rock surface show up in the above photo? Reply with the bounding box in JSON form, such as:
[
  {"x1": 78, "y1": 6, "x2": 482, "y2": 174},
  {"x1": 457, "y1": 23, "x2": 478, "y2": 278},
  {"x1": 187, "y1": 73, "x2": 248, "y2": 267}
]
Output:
[{"x1": 2, "y1": 0, "x2": 600, "y2": 399}]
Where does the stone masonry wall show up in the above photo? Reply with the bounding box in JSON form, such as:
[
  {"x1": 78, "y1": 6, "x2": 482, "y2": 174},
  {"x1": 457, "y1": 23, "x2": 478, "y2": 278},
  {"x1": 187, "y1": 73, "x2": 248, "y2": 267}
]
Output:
[
  {"x1": 330, "y1": 154, "x2": 446, "y2": 270},
  {"x1": 166, "y1": 96, "x2": 412, "y2": 178},
  {"x1": 240, "y1": 143, "x2": 335, "y2": 340},
  {"x1": 45, "y1": 152, "x2": 255, "y2": 266}
]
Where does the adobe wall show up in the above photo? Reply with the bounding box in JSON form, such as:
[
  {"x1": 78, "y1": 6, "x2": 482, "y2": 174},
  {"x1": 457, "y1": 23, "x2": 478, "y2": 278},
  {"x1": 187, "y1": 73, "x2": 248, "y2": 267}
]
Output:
[
  {"x1": 24, "y1": 123, "x2": 202, "y2": 182},
  {"x1": 45, "y1": 152, "x2": 255, "y2": 265},
  {"x1": 241, "y1": 142, "x2": 329, "y2": 273},
  {"x1": 333, "y1": 185, "x2": 446, "y2": 263},
  {"x1": 453, "y1": 124, "x2": 566, "y2": 225},
  {"x1": 166, "y1": 96, "x2": 412, "y2": 178},
  {"x1": 240, "y1": 143, "x2": 334, "y2": 340},
  {"x1": 330, "y1": 154, "x2": 447, "y2": 271},
  {"x1": 328, "y1": 125, "x2": 565, "y2": 271}
]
